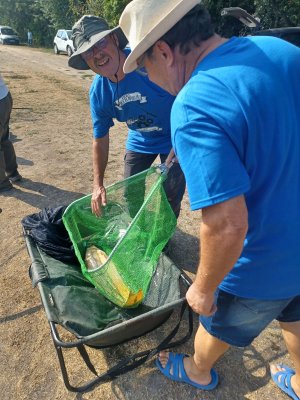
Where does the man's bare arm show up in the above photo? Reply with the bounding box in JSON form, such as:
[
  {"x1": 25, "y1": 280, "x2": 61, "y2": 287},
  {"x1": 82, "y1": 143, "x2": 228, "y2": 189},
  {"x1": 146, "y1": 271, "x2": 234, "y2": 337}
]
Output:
[
  {"x1": 91, "y1": 134, "x2": 109, "y2": 216},
  {"x1": 186, "y1": 195, "x2": 248, "y2": 315}
]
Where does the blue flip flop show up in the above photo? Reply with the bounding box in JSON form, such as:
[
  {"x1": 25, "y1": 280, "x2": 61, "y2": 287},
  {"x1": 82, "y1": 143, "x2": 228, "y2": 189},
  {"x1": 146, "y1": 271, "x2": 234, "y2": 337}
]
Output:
[
  {"x1": 271, "y1": 365, "x2": 299, "y2": 400},
  {"x1": 155, "y1": 352, "x2": 218, "y2": 390}
]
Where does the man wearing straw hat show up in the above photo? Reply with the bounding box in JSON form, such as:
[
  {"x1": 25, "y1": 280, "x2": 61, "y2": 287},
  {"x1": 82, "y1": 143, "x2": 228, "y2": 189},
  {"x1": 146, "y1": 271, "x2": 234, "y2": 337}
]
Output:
[
  {"x1": 68, "y1": 15, "x2": 185, "y2": 219},
  {"x1": 120, "y1": 0, "x2": 300, "y2": 398}
]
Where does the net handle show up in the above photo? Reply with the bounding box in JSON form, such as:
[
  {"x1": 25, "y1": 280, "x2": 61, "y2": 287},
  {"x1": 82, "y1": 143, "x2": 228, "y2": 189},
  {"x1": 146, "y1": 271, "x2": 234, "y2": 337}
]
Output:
[{"x1": 157, "y1": 148, "x2": 178, "y2": 175}]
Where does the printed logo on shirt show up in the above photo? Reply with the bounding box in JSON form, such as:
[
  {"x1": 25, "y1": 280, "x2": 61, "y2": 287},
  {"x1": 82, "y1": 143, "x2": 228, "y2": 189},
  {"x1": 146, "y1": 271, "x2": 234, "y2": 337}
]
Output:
[
  {"x1": 137, "y1": 126, "x2": 162, "y2": 132},
  {"x1": 115, "y1": 92, "x2": 147, "y2": 110},
  {"x1": 127, "y1": 114, "x2": 162, "y2": 132}
]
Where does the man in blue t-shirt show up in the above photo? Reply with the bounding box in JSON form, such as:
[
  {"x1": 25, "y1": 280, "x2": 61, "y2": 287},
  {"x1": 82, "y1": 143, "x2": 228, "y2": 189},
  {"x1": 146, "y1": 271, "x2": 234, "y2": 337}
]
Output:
[
  {"x1": 68, "y1": 15, "x2": 185, "y2": 219},
  {"x1": 120, "y1": 0, "x2": 300, "y2": 398}
]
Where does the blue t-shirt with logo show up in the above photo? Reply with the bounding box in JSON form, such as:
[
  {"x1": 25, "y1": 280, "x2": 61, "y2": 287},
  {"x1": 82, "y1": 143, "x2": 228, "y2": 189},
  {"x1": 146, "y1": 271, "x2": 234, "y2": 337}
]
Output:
[
  {"x1": 89, "y1": 50, "x2": 174, "y2": 154},
  {"x1": 172, "y1": 36, "x2": 300, "y2": 300}
]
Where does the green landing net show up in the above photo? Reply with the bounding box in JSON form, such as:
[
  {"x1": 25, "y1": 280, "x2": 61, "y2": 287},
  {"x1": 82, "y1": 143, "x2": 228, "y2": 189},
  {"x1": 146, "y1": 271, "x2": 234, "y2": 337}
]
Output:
[{"x1": 62, "y1": 166, "x2": 177, "y2": 308}]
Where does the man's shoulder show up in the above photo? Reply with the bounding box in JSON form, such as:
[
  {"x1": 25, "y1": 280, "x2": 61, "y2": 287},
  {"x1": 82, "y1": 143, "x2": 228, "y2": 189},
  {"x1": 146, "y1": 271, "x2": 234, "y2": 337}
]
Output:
[
  {"x1": 90, "y1": 75, "x2": 112, "y2": 95},
  {"x1": 91, "y1": 74, "x2": 104, "y2": 85}
]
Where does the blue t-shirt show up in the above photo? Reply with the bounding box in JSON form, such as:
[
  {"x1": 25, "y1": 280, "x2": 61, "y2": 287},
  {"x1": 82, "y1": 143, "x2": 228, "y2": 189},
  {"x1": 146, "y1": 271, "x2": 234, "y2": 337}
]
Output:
[
  {"x1": 89, "y1": 50, "x2": 174, "y2": 154},
  {"x1": 172, "y1": 36, "x2": 300, "y2": 300}
]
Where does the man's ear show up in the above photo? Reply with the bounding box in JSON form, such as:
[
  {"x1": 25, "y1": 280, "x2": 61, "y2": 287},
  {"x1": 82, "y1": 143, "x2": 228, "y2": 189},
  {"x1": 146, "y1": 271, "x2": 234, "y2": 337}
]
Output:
[{"x1": 155, "y1": 40, "x2": 174, "y2": 66}]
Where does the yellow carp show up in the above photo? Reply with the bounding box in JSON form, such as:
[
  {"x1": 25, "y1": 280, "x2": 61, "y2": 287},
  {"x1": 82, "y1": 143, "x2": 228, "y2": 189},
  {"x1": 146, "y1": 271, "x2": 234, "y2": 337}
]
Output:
[{"x1": 85, "y1": 245, "x2": 143, "y2": 307}]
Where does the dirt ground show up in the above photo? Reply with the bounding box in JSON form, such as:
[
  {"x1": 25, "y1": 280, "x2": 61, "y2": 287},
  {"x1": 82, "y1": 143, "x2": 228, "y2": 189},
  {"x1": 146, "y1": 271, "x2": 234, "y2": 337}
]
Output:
[{"x1": 0, "y1": 45, "x2": 290, "y2": 400}]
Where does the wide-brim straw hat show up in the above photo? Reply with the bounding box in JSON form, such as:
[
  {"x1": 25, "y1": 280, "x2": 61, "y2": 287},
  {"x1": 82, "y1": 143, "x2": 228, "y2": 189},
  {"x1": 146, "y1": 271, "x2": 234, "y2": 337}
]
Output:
[
  {"x1": 68, "y1": 15, "x2": 128, "y2": 70},
  {"x1": 120, "y1": 0, "x2": 201, "y2": 74}
]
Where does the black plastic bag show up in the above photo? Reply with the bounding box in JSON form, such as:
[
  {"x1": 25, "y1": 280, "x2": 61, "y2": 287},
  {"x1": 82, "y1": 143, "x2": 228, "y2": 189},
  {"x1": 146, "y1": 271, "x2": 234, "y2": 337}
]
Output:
[{"x1": 21, "y1": 206, "x2": 78, "y2": 264}]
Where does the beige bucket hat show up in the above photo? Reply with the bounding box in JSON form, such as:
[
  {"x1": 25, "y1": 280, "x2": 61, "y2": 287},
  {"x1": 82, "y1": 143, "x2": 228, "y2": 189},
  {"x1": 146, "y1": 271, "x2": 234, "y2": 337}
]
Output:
[{"x1": 120, "y1": 0, "x2": 201, "y2": 74}]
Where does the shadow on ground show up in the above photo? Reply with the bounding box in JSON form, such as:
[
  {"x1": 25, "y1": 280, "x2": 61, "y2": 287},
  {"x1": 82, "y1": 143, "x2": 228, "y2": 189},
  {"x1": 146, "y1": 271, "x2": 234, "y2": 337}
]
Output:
[
  {"x1": 105, "y1": 321, "x2": 286, "y2": 400},
  {"x1": 169, "y1": 227, "x2": 200, "y2": 274},
  {"x1": 1, "y1": 178, "x2": 85, "y2": 210}
]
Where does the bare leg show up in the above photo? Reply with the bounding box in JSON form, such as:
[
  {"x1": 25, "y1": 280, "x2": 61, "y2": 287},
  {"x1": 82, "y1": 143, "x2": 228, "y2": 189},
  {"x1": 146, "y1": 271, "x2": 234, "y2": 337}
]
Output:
[
  {"x1": 270, "y1": 321, "x2": 300, "y2": 398},
  {"x1": 158, "y1": 323, "x2": 230, "y2": 385}
]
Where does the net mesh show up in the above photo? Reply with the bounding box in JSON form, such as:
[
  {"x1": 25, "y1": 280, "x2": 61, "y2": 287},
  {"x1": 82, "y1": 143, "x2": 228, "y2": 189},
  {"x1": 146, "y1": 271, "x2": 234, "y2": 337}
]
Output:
[{"x1": 62, "y1": 167, "x2": 177, "y2": 308}]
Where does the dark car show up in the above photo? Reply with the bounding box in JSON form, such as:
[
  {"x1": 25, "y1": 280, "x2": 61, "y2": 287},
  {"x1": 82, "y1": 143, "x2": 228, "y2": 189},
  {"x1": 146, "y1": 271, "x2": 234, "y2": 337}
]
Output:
[
  {"x1": 221, "y1": 7, "x2": 300, "y2": 47},
  {"x1": 0, "y1": 26, "x2": 20, "y2": 45},
  {"x1": 254, "y1": 27, "x2": 300, "y2": 47}
]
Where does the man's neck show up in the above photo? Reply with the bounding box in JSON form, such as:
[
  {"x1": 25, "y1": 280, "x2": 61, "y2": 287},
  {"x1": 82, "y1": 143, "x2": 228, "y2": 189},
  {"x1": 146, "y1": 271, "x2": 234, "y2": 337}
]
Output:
[
  {"x1": 109, "y1": 50, "x2": 126, "y2": 83},
  {"x1": 184, "y1": 34, "x2": 228, "y2": 81}
]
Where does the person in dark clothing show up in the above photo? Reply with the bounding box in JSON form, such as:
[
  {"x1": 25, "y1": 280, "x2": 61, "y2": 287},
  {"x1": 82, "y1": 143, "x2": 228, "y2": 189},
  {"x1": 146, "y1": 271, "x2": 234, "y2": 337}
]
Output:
[{"x1": 0, "y1": 74, "x2": 22, "y2": 192}]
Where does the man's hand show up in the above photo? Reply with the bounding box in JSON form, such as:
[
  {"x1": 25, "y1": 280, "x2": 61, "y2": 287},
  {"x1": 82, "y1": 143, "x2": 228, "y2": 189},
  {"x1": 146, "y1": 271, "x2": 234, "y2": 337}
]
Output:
[
  {"x1": 186, "y1": 283, "x2": 217, "y2": 316},
  {"x1": 91, "y1": 185, "x2": 107, "y2": 216},
  {"x1": 165, "y1": 148, "x2": 178, "y2": 167}
]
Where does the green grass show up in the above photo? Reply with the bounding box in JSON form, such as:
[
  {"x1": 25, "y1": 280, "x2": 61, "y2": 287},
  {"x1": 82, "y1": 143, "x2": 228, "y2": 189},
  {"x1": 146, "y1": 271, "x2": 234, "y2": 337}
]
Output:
[
  {"x1": 17, "y1": 44, "x2": 54, "y2": 54},
  {"x1": 26, "y1": 130, "x2": 39, "y2": 136},
  {"x1": 35, "y1": 47, "x2": 54, "y2": 55},
  {"x1": 80, "y1": 74, "x2": 93, "y2": 80}
]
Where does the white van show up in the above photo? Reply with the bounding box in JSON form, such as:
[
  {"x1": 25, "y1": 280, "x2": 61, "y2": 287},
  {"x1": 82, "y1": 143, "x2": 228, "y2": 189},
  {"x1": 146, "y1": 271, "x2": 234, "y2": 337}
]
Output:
[{"x1": 0, "y1": 26, "x2": 20, "y2": 45}]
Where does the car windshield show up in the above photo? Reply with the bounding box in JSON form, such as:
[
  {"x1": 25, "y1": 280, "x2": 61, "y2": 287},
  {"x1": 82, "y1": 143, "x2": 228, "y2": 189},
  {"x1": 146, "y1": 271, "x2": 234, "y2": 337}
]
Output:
[
  {"x1": 2, "y1": 28, "x2": 16, "y2": 35},
  {"x1": 66, "y1": 30, "x2": 72, "y2": 39}
]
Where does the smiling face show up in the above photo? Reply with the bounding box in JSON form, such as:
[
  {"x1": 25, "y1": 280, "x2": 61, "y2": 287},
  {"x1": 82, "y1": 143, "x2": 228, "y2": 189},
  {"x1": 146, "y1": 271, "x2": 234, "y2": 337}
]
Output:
[{"x1": 82, "y1": 34, "x2": 126, "y2": 80}]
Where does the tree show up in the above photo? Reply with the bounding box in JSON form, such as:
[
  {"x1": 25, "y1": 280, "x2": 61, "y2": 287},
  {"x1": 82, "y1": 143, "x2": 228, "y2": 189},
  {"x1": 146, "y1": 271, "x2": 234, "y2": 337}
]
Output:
[
  {"x1": 0, "y1": 0, "x2": 53, "y2": 45},
  {"x1": 203, "y1": 0, "x2": 256, "y2": 37},
  {"x1": 100, "y1": 0, "x2": 131, "y2": 26},
  {"x1": 27, "y1": 1, "x2": 54, "y2": 47},
  {"x1": 0, "y1": 0, "x2": 299, "y2": 48},
  {"x1": 68, "y1": 0, "x2": 90, "y2": 20},
  {"x1": 37, "y1": 0, "x2": 76, "y2": 30},
  {"x1": 254, "y1": 0, "x2": 300, "y2": 28},
  {"x1": 68, "y1": 0, "x2": 122, "y2": 26}
]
